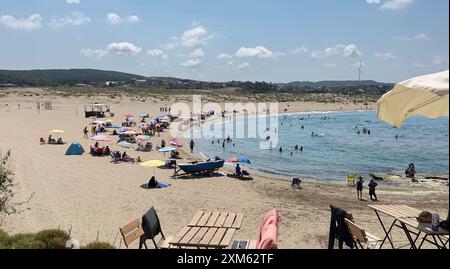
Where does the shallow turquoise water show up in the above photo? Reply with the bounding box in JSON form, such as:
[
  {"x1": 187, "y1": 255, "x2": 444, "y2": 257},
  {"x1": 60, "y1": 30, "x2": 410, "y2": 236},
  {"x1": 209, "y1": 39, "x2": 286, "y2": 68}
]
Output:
[{"x1": 193, "y1": 111, "x2": 449, "y2": 183}]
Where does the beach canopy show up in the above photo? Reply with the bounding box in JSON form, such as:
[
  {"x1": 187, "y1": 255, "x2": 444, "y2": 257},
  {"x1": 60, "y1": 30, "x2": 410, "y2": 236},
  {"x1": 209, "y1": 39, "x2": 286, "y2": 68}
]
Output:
[
  {"x1": 158, "y1": 147, "x2": 177, "y2": 152},
  {"x1": 65, "y1": 143, "x2": 85, "y2": 155},
  {"x1": 228, "y1": 156, "x2": 251, "y2": 164},
  {"x1": 377, "y1": 70, "x2": 449, "y2": 128},
  {"x1": 50, "y1": 129, "x2": 65, "y2": 134},
  {"x1": 90, "y1": 135, "x2": 112, "y2": 142}
]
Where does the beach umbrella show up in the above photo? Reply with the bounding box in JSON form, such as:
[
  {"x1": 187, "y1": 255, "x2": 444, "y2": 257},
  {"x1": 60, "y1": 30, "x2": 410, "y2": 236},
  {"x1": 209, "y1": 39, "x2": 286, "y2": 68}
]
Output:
[
  {"x1": 105, "y1": 119, "x2": 114, "y2": 123},
  {"x1": 50, "y1": 129, "x2": 65, "y2": 134},
  {"x1": 120, "y1": 127, "x2": 132, "y2": 133},
  {"x1": 93, "y1": 120, "x2": 106, "y2": 125},
  {"x1": 169, "y1": 139, "x2": 183, "y2": 147},
  {"x1": 90, "y1": 135, "x2": 112, "y2": 142},
  {"x1": 140, "y1": 160, "x2": 165, "y2": 176},
  {"x1": 110, "y1": 125, "x2": 121, "y2": 129},
  {"x1": 377, "y1": 70, "x2": 449, "y2": 128},
  {"x1": 118, "y1": 141, "x2": 136, "y2": 148},
  {"x1": 136, "y1": 135, "x2": 151, "y2": 141},
  {"x1": 123, "y1": 130, "x2": 139, "y2": 135},
  {"x1": 158, "y1": 147, "x2": 177, "y2": 153},
  {"x1": 139, "y1": 112, "x2": 149, "y2": 117}
]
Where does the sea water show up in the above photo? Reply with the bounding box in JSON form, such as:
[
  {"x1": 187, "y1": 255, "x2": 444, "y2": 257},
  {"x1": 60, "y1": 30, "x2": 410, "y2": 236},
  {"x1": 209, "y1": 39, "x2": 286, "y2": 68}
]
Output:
[{"x1": 193, "y1": 111, "x2": 449, "y2": 184}]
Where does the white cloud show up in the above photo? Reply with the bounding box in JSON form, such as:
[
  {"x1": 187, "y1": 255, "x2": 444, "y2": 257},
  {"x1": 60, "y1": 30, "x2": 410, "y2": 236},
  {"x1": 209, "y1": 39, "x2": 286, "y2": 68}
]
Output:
[
  {"x1": 188, "y1": 48, "x2": 205, "y2": 59},
  {"x1": 0, "y1": 14, "x2": 42, "y2": 31},
  {"x1": 396, "y1": 33, "x2": 431, "y2": 42},
  {"x1": 432, "y1": 55, "x2": 448, "y2": 66},
  {"x1": 366, "y1": 0, "x2": 380, "y2": 4},
  {"x1": 236, "y1": 62, "x2": 250, "y2": 70},
  {"x1": 374, "y1": 52, "x2": 397, "y2": 60},
  {"x1": 106, "y1": 13, "x2": 140, "y2": 25},
  {"x1": 66, "y1": 0, "x2": 80, "y2": 4},
  {"x1": 147, "y1": 49, "x2": 168, "y2": 59},
  {"x1": 311, "y1": 44, "x2": 362, "y2": 59},
  {"x1": 180, "y1": 25, "x2": 213, "y2": 47},
  {"x1": 181, "y1": 58, "x2": 202, "y2": 67},
  {"x1": 380, "y1": 0, "x2": 413, "y2": 10},
  {"x1": 323, "y1": 63, "x2": 337, "y2": 68},
  {"x1": 217, "y1": 53, "x2": 233, "y2": 60},
  {"x1": 80, "y1": 49, "x2": 108, "y2": 59},
  {"x1": 290, "y1": 46, "x2": 309, "y2": 55},
  {"x1": 236, "y1": 46, "x2": 274, "y2": 59},
  {"x1": 49, "y1": 12, "x2": 90, "y2": 28},
  {"x1": 107, "y1": 42, "x2": 141, "y2": 55}
]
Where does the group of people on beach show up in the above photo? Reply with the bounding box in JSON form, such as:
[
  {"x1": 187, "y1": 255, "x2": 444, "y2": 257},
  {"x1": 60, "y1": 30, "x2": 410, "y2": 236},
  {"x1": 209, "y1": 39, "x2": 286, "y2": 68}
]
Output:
[{"x1": 356, "y1": 176, "x2": 378, "y2": 201}]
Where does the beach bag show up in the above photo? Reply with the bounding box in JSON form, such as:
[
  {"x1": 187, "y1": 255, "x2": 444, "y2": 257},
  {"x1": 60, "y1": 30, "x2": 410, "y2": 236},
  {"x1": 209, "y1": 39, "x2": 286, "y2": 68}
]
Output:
[{"x1": 417, "y1": 211, "x2": 432, "y2": 223}]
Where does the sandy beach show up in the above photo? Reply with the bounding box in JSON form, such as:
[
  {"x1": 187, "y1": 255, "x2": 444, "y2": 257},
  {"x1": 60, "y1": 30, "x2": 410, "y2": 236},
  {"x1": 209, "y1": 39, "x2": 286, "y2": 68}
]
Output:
[{"x1": 0, "y1": 88, "x2": 448, "y2": 249}]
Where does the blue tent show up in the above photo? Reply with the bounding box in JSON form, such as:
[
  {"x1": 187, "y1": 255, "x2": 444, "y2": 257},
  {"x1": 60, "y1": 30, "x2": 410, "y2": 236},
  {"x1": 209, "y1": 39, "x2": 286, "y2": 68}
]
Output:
[{"x1": 66, "y1": 143, "x2": 85, "y2": 155}]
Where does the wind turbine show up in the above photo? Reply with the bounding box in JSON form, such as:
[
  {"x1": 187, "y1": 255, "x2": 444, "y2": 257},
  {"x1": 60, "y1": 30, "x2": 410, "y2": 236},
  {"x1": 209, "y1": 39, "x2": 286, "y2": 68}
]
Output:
[{"x1": 358, "y1": 61, "x2": 363, "y2": 81}]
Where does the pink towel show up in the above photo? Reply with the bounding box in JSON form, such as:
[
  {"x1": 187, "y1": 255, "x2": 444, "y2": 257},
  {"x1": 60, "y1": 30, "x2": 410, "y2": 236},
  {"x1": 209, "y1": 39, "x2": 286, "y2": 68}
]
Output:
[{"x1": 256, "y1": 209, "x2": 281, "y2": 249}]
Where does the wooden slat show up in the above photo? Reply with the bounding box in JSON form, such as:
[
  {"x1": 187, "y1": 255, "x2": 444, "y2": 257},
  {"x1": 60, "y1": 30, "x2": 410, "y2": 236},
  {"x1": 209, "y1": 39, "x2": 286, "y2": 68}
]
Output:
[
  {"x1": 398, "y1": 205, "x2": 422, "y2": 217},
  {"x1": 205, "y1": 212, "x2": 221, "y2": 227},
  {"x1": 209, "y1": 228, "x2": 227, "y2": 247},
  {"x1": 371, "y1": 205, "x2": 403, "y2": 219},
  {"x1": 219, "y1": 228, "x2": 236, "y2": 248},
  {"x1": 170, "y1": 226, "x2": 192, "y2": 245},
  {"x1": 223, "y1": 213, "x2": 236, "y2": 228},
  {"x1": 120, "y1": 219, "x2": 141, "y2": 235},
  {"x1": 365, "y1": 232, "x2": 382, "y2": 242},
  {"x1": 214, "y1": 212, "x2": 229, "y2": 227},
  {"x1": 160, "y1": 235, "x2": 174, "y2": 249},
  {"x1": 178, "y1": 227, "x2": 201, "y2": 245},
  {"x1": 345, "y1": 219, "x2": 367, "y2": 243},
  {"x1": 231, "y1": 213, "x2": 244, "y2": 229},
  {"x1": 384, "y1": 205, "x2": 417, "y2": 218},
  {"x1": 199, "y1": 228, "x2": 218, "y2": 246},
  {"x1": 188, "y1": 211, "x2": 205, "y2": 226},
  {"x1": 248, "y1": 240, "x2": 257, "y2": 249},
  {"x1": 197, "y1": 212, "x2": 213, "y2": 227},
  {"x1": 189, "y1": 227, "x2": 209, "y2": 245},
  {"x1": 124, "y1": 227, "x2": 144, "y2": 247}
]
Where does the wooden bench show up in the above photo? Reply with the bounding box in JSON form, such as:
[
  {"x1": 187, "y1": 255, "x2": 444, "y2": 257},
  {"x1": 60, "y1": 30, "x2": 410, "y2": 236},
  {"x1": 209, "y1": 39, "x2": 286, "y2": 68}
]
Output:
[
  {"x1": 119, "y1": 219, "x2": 145, "y2": 249},
  {"x1": 345, "y1": 218, "x2": 382, "y2": 249}
]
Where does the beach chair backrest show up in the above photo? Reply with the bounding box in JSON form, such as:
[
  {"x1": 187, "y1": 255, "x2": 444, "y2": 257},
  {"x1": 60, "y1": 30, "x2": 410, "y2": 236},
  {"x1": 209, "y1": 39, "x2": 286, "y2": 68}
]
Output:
[
  {"x1": 345, "y1": 218, "x2": 367, "y2": 243},
  {"x1": 120, "y1": 218, "x2": 145, "y2": 248}
]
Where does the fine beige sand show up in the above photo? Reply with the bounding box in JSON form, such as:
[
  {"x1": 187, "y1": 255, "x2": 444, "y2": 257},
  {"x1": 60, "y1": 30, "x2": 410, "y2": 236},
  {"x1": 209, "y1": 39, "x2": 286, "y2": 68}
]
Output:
[{"x1": 0, "y1": 88, "x2": 448, "y2": 249}]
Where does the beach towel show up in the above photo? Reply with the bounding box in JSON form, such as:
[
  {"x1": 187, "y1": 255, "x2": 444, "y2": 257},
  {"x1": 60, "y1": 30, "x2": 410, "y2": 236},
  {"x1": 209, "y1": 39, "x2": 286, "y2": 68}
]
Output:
[
  {"x1": 156, "y1": 183, "x2": 171, "y2": 188},
  {"x1": 256, "y1": 209, "x2": 281, "y2": 249}
]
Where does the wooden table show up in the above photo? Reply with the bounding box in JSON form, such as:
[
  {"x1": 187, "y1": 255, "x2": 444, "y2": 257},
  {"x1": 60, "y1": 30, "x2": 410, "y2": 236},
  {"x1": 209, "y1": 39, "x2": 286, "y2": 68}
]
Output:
[
  {"x1": 369, "y1": 205, "x2": 449, "y2": 249},
  {"x1": 169, "y1": 211, "x2": 244, "y2": 249}
]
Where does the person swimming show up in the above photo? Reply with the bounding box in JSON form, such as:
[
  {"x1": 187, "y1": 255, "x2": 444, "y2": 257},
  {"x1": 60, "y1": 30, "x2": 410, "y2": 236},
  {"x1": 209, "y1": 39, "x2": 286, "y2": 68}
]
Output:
[
  {"x1": 295, "y1": 145, "x2": 299, "y2": 150},
  {"x1": 279, "y1": 147, "x2": 283, "y2": 153}
]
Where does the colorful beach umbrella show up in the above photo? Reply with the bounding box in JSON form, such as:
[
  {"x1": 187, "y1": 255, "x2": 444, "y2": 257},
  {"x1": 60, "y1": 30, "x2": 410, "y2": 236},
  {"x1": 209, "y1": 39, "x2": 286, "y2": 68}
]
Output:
[
  {"x1": 49, "y1": 129, "x2": 65, "y2": 134},
  {"x1": 169, "y1": 139, "x2": 183, "y2": 147},
  {"x1": 90, "y1": 135, "x2": 112, "y2": 142},
  {"x1": 136, "y1": 135, "x2": 151, "y2": 141},
  {"x1": 120, "y1": 127, "x2": 132, "y2": 133},
  {"x1": 377, "y1": 70, "x2": 449, "y2": 128},
  {"x1": 140, "y1": 160, "x2": 165, "y2": 176},
  {"x1": 123, "y1": 130, "x2": 139, "y2": 135}
]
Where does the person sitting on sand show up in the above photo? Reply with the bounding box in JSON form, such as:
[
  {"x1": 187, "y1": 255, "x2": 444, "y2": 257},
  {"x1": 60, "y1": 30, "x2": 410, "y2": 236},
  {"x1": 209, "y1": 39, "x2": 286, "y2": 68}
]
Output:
[
  {"x1": 170, "y1": 150, "x2": 180, "y2": 158},
  {"x1": 236, "y1": 164, "x2": 242, "y2": 177},
  {"x1": 104, "y1": 146, "x2": 111, "y2": 156},
  {"x1": 57, "y1": 138, "x2": 63, "y2": 144},
  {"x1": 48, "y1": 135, "x2": 54, "y2": 144},
  {"x1": 356, "y1": 176, "x2": 364, "y2": 200},
  {"x1": 137, "y1": 156, "x2": 142, "y2": 163},
  {"x1": 122, "y1": 151, "x2": 128, "y2": 159},
  {"x1": 148, "y1": 176, "x2": 159, "y2": 188},
  {"x1": 40, "y1": 138, "x2": 45, "y2": 145},
  {"x1": 112, "y1": 129, "x2": 118, "y2": 135}
]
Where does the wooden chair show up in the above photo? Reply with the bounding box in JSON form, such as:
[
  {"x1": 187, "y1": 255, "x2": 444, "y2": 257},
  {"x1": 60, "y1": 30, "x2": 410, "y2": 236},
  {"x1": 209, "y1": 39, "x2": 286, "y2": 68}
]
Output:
[
  {"x1": 119, "y1": 219, "x2": 145, "y2": 249},
  {"x1": 345, "y1": 218, "x2": 382, "y2": 249}
]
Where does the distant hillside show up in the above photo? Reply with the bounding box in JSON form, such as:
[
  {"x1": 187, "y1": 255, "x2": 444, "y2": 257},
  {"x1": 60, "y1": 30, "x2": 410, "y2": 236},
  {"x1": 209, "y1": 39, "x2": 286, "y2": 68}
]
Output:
[
  {"x1": 280, "y1": 80, "x2": 392, "y2": 89},
  {"x1": 0, "y1": 69, "x2": 145, "y2": 86}
]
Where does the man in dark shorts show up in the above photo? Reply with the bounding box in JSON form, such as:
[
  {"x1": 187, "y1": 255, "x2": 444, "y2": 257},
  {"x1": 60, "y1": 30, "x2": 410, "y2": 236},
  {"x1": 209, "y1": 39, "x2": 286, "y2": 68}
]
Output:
[
  {"x1": 368, "y1": 179, "x2": 378, "y2": 201},
  {"x1": 356, "y1": 176, "x2": 364, "y2": 200}
]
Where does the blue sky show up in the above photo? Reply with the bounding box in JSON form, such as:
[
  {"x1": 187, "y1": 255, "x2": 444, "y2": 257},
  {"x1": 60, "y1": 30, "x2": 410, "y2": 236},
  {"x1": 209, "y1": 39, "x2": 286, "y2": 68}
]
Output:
[{"x1": 0, "y1": 0, "x2": 448, "y2": 83}]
